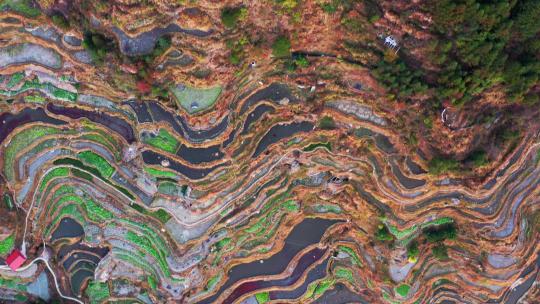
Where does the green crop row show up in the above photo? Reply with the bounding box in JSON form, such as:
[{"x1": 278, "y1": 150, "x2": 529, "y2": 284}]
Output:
[
  {"x1": 305, "y1": 278, "x2": 335, "y2": 299},
  {"x1": 4, "y1": 125, "x2": 63, "y2": 181},
  {"x1": 337, "y1": 245, "x2": 363, "y2": 267},
  {"x1": 78, "y1": 150, "x2": 115, "y2": 178},
  {"x1": 119, "y1": 219, "x2": 169, "y2": 255},
  {"x1": 85, "y1": 281, "x2": 110, "y2": 304},
  {"x1": 144, "y1": 166, "x2": 178, "y2": 179},
  {"x1": 126, "y1": 230, "x2": 171, "y2": 277},
  {"x1": 39, "y1": 167, "x2": 69, "y2": 193}
]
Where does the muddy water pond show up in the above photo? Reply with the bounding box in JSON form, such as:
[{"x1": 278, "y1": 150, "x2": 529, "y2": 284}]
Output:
[
  {"x1": 50, "y1": 217, "x2": 84, "y2": 241},
  {"x1": 0, "y1": 107, "x2": 65, "y2": 142},
  {"x1": 252, "y1": 121, "x2": 313, "y2": 158},
  {"x1": 197, "y1": 217, "x2": 340, "y2": 304},
  {"x1": 47, "y1": 104, "x2": 135, "y2": 143}
]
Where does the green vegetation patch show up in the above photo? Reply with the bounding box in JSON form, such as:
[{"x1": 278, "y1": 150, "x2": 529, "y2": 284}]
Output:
[
  {"x1": 144, "y1": 166, "x2": 178, "y2": 179},
  {"x1": 85, "y1": 281, "x2": 110, "y2": 304},
  {"x1": 147, "y1": 276, "x2": 157, "y2": 290},
  {"x1": 82, "y1": 32, "x2": 115, "y2": 65},
  {"x1": 337, "y1": 245, "x2": 363, "y2": 266},
  {"x1": 84, "y1": 199, "x2": 114, "y2": 222},
  {"x1": 432, "y1": 243, "x2": 449, "y2": 260},
  {"x1": 71, "y1": 168, "x2": 93, "y2": 182},
  {"x1": 424, "y1": 223, "x2": 457, "y2": 243},
  {"x1": 255, "y1": 291, "x2": 270, "y2": 304},
  {"x1": 0, "y1": 234, "x2": 15, "y2": 256},
  {"x1": 312, "y1": 204, "x2": 342, "y2": 214},
  {"x1": 396, "y1": 284, "x2": 411, "y2": 297},
  {"x1": 314, "y1": 279, "x2": 335, "y2": 296},
  {"x1": 24, "y1": 94, "x2": 46, "y2": 103},
  {"x1": 428, "y1": 156, "x2": 459, "y2": 175},
  {"x1": 221, "y1": 6, "x2": 247, "y2": 28},
  {"x1": 143, "y1": 129, "x2": 179, "y2": 154},
  {"x1": 1, "y1": 78, "x2": 77, "y2": 102},
  {"x1": 3, "y1": 194, "x2": 13, "y2": 210},
  {"x1": 0, "y1": 277, "x2": 25, "y2": 292},
  {"x1": 407, "y1": 241, "x2": 419, "y2": 263},
  {"x1": 6, "y1": 72, "x2": 24, "y2": 88},
  {"x1": 334, "y1": 267, "x2": 354, "y2": 283},
  {"x1": 0, "y1": 0, "x2": 41, "y2": 17},
  {"x1": 272, "y1": 35, "x2": 291, "y2": 58},
  {"x1": 129, "y1": 204, "x2": 172, "y2": 224},
  {"x1": 78, "y1": 151, "x2": 115, "y2": 178},
  {"x1": 4, "y1": 125, "x2": 62, "y2": 181},
  {"x1": 39, "y1": 167, "x2": 69, "y2": 193},
  {"x1": 171, "y1": 85, "x2": 222, "y2": 115},
  {"x1": 126, "y1": 230, "x2": 171, "y2": 277},
  {"x1": 375, "y1": 224, "x2": 394, "y2": 242},
  {"x1": 303, "y1": 142, "x2": 332, "y2": 152},
  {"x1": 205, "y1": 273, "x2": 222, "y2": 291}
]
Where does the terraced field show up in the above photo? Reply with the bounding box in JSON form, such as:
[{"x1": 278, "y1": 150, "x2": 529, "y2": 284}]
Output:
[{"x1": 0, "y1": 1, "x2": 539, "y2": 304}]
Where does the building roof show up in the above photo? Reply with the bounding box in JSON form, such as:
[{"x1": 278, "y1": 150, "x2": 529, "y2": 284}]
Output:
[{"x1": 6, "y1": 249, "x2": 26, "y2": 271}]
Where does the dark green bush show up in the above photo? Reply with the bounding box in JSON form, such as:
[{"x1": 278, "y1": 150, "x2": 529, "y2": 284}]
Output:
[
  {"x1": 467, "y1": 150, "x2": 488, "y2": 167},
  {"x1": 432, "y1": 243, "x2": 449, "y2": 260},
  {"x1": 424, "y1": 224, "x2": 457, "y2": 243},
  {"x1": 82, "y1": 32, "x2": 114, "y2": 64},
  {"x1": 272, "y1": 36, "x2": 291, "y2": 58},
  {"x1": 407, "y1": 241, "x2": 419, "y2": 262},
  {"x1": 375, "y1": 225, "x2": 394, "y2": 241}
]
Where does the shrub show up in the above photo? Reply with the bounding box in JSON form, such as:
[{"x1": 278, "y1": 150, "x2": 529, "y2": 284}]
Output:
[
  {"x1": 375, "y1": 224, "x2": 394, "y2": 241},
  {"x1": 294, "y1": 54, "x2": 309, "y2": 68},
  {"x1": 467, "y1": 150, "x2": 488, "y2": 167},
  {"x1": 272, "y1": 36, "x2": 291, "y2": 58},
  {"x1": 428, "y1": 156, "x2": 459, "y2": 175},
  {"x1": 51, "y1": 14, "x2": 70, "y2": 29},
  {"x1": 407, "y1": 241, "x2": 419, "y2": 263},
  {"x1": 432, "y1": 243, "x2": 449, "y2": 260},
  {"x1": 82, "y1": 32, "x2": 114, "y2": 64},
  {"x1": 221, "y1": 7, "x2": 247, "y2": 28}
]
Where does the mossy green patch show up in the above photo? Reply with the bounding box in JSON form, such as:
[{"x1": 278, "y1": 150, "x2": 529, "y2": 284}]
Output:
[
  {"x1": 303, "y1": 142, "x2": 332, "y2": 152},
  {"x1": 85, "y1": 281, "x2": 110, "y2": 304},
  {"x1": 337, "y1": 245, "x2": 363, "y2": 266},
  {"x1": 396, "y1": 284, "x2": 410, "y2": 297},
  {"x1": 144, "y1": 166, "x2": 178, "y2": 178},
  {"x1": 147, "y1": 276, "x2": 157, "y2": 290},
  {"x1": 0, "y1": 0, "x2": 40, "y2": 17},
  {"x1": 255, "y1": 291, "x2": 270, "y2": 304},
  {"x1": 171, "y1": 85, "x2": 222, "y2": 115},
  {"x1": 334, "y1": 267, "x2": 354, "y2": 283}
]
